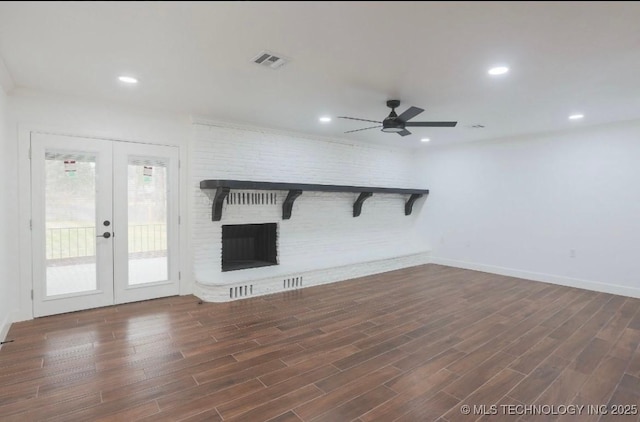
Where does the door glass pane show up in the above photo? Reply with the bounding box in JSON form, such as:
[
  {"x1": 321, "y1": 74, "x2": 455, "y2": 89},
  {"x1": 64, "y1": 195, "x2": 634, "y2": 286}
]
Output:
[
  {"x1": 45, "y1": 152, "x2": 97, "y2": 296},
  {"x1": 128, "y1": 158, "x2": 168, "y2": 285}
]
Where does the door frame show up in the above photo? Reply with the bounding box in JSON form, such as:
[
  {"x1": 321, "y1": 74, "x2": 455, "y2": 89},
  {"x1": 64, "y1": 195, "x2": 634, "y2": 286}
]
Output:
[{"x1": 17, "y1": 124, "x2": 190, "y2": 321}]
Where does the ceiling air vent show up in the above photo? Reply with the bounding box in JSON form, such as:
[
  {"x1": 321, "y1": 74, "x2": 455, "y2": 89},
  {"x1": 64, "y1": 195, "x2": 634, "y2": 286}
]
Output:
[{"x1": 251, "y1": 50, "x2": 289, "y2": 69}]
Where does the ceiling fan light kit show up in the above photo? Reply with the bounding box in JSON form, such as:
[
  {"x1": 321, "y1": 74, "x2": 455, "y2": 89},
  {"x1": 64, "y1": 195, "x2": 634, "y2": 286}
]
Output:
[
  {"x1": 339, "y1": 99, "x2": 457, "y2": 137},
  {"x1": 381, "y1": 126, "x2": 405, "y2": 133}
]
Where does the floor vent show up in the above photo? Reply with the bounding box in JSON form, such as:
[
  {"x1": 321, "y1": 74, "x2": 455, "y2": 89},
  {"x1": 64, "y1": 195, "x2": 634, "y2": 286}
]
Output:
[
  {"x1": 283, "y1": 276, "x2": 303, "y2": 290},
  {"x1": 230, "y1": 284, "x2": 253, "y2": 299},
  {"x1": 226, "y1": 192, "x2": 276, "y2": 205}
]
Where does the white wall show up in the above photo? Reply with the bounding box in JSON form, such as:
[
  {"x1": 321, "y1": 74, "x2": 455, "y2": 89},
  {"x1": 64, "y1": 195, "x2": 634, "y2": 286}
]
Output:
[
  {"x1": 0, "y1": 85, "x2": 14, "y2": 341},
  {"x1": 9, "y1": 90, "x2": 192, "y2": 321},
  {"x1": 192, "y1": 123, "x2": 429, "y2": 289},
  {"x1": 417, "y1": 119, "x2": 640, "y2": 298}
]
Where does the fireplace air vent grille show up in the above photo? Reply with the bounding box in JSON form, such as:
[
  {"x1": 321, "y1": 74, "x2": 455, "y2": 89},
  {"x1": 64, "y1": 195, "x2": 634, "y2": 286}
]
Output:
[
  {"x1": 230, "y1": 284, "x2": 253, "y2": 299},
  {"x1": 226, "y1": 192, "x2": 277, "y2": 205},
  {"x1": 283, "y1": 277, "x2": 303, "y2": 290}
]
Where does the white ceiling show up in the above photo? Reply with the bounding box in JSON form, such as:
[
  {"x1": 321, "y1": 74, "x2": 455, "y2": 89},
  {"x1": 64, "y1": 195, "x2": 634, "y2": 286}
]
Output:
[{"x1": 1, "y1": 1, "x2": 639, "y2": 148}]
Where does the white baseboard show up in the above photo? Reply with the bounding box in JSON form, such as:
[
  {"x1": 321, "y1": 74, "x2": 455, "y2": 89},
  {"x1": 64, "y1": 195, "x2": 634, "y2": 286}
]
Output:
[
  {"x1": 195, "y1": 252, "x2": 432, "y2": 302},
  {"x1": 430, "y1": 256, "x2": 640, "y2": 299},
  {"x1": 0, "y1": 313, "x2": 11, "y2": 349}
]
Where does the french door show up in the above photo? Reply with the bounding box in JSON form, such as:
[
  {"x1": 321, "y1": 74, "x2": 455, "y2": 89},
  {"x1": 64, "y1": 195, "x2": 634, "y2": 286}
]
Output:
[{"x1": 31, "y1": 133, "x2": 180, "y2": 317}]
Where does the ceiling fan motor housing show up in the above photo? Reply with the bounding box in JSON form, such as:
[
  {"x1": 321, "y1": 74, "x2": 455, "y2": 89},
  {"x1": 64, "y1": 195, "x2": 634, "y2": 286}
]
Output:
[{"x1": 382, "y1": 117, "x2": 404, "y2": 132}]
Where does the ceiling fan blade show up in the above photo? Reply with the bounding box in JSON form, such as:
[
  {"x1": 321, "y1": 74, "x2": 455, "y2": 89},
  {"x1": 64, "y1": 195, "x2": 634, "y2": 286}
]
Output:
[
  {"x1": 405, "y1": 121, "x2": 458, "y2": 127},
  {"x1": 397, "y1": 106, "x2": 424, "y2": 122},
  {"x1": 337, "y1": 116, "x2": 382, "y2": 124},
  {"x1": 397, "y1": 129, "x2": 412, "y2": 137},
  {"x1": 344, "y1": 125, "x2": 382, "y2": 134}
]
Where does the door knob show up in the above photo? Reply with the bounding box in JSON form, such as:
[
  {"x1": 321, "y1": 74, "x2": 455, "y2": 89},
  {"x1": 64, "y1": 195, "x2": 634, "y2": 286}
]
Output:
[{"x1": 98, "y1": 232, "x2": 111, "y2": 239}]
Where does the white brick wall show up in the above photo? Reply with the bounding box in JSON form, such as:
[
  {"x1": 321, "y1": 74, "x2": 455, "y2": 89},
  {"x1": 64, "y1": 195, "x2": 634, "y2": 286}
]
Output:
[{"x1": 192, "y1": 123, "x2": 430, "y2": 299}]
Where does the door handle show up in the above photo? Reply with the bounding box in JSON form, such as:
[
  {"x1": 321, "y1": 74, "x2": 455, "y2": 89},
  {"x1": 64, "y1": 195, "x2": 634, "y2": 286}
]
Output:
[{"x1": 97, "y1": 232, "x2": 111, "y2": 239}]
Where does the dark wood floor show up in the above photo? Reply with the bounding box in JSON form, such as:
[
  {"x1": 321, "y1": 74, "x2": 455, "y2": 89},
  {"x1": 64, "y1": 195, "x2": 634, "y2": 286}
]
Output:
[{"x1": 1, "y1": 264, "x2": 639, "y2": 422}]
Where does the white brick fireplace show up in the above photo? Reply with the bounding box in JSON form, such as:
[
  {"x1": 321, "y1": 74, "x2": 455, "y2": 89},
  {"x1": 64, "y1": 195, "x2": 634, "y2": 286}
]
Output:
[{"x1": 191, "y1": 122, "x2": 430, "y2": 302}]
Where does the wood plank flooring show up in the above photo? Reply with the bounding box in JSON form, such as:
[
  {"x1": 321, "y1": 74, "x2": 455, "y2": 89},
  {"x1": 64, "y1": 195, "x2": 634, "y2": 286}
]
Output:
[{"x1": 1, "y1": 264, "x2": 639, "y2": 421}]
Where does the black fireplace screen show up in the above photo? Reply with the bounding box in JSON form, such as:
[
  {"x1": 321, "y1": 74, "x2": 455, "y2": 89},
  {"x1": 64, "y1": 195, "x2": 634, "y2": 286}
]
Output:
[{"x1": 222, "y1": 223, "x2": 278, "y2": 272}]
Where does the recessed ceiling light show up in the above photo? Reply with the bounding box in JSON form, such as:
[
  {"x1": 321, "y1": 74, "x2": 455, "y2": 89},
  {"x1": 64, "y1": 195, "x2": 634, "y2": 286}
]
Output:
[
  {"x1": 421, "y1": 138, "x2": 430, "y2": 143},
  {"x1": 319, "y1": 116, "x2": 332, "y2": 123},
  {"x1": 118, "y1": 76, "x2": 138, "y2": 84},
  {"x1": 569, "y1": 114, "x2": 584, "y2": 120},
  {"x1": 488, "y1": 66, "x2": 509, "y2": 76}
]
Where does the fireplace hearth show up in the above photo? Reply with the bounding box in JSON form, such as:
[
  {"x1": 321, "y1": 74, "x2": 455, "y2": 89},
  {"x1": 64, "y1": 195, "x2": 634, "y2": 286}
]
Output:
[{"x1": 222, "y1": 223, "x2": 278, "y2": 272}]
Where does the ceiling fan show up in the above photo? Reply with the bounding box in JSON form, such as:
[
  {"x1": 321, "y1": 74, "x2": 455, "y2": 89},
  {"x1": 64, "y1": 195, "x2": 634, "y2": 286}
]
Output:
[{"x1": 338, "y1": 100, "x2": 457, "y2": 137}]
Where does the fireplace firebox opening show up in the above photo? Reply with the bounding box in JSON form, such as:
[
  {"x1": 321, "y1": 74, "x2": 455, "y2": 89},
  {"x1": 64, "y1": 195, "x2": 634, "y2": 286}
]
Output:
[{"x1": 222, "y1": 223, "x2": 278, "y2": 272}]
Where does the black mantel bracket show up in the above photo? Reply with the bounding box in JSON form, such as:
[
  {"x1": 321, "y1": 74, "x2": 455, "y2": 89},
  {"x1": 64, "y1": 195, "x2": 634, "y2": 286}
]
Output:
[
  {"x1": 212, "y1": 186, "x2": 231, "y2": 222},
  {"x1": 353, "y1": 192, "x2": 373, "y2": 217},
  {"x1": 282, "y1": 190, "x2": 303, "y2": 220},
  {"x1": 405, "y1": 193, "x2": 426, "y2": 216},
  {"x1": 200, "y1": 180, "x2": 429, "y2": 221}
]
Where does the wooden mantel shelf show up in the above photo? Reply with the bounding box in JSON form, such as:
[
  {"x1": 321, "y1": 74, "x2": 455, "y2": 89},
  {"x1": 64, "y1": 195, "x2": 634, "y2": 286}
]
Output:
[{"x1": 200, "y1": 179, "x2": 429, "y2": 221}]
